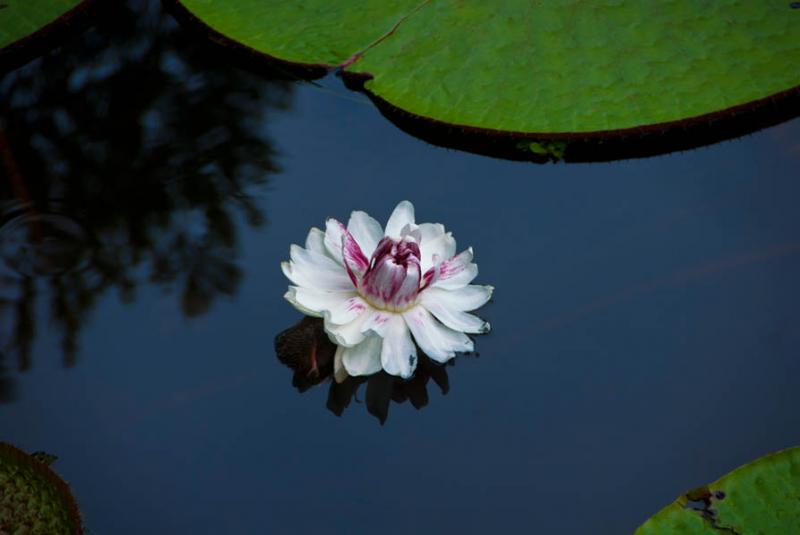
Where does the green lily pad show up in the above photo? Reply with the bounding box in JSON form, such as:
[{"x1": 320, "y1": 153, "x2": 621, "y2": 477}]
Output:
[
  {"x1": 167, "y1": 1, "x2": 800, "y2": 161},
  {"x1": 0, "y1": 0, "x2": 98, "y2": 72},
  {"x1": 635, "y1": 446, "x2": 800, "y2": 534},
  {"x1": 0, "y1": 442, "x2": 82, "y2": 535}
]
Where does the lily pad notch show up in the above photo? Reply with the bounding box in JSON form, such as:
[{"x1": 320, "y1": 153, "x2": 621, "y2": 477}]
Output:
[
  {"x1": 165, "y1": 1, "x2": 800, "y2": 162},
  {"x1": 0, "y1": 0, "x2": 101, "y2": 74}
]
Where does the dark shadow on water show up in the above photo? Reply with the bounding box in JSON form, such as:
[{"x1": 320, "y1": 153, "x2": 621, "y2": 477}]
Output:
[
  {"x1": 0, "y1": 0, "x2": 293, "y2": 402},
  {"x1": 275, "y1": 316, "x2": 458, "y2": 425}
]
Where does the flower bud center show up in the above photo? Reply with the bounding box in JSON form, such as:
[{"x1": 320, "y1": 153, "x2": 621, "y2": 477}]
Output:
[{"x1": 359, "y1": 237, "x2": 421, "y2": 312}]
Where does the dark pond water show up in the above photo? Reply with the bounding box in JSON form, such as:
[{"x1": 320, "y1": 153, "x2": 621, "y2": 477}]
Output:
[{"x1": 2, "y1": 2, "x2": 800, "y2": 533}]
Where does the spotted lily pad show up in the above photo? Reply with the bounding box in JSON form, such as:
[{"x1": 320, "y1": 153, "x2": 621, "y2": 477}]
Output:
[
  {"x1": 0, "y1": 442, "x2": 82, "y2": 534},
  {"x1": 635, "y1": 446, "x2": 800, "y2": 534},
  {"x1": 167, "y1": 1, "x2": 800, "y2": 161},
  {"x1": 0, "y1": 0, "x2": 98, "y2": 72}
]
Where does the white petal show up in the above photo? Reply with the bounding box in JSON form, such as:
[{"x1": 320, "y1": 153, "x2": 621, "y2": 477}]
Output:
[
  {"x1": 378, "y1": 315, "x2": 417, "y2": 379},
  {"x1": 420, "y1": 295, "x2": 490, "y2": 334},
  {"x1": 285, "y1": 245, "x2": 352, "y2": 291},
  {"x1": 341, "y1": 336, "x2": 383, "y2": 376},
  {"x1": 418, "y1": 223, "x2": 445, "y2": 242},
  {"x1": 292, "y1": 287, "x2": 365, "y2": 325},
  {"x1": 304, "y1": 227, "x2": 328, "y2": 256},
  {"x1": 323, "y1": 218, "x2": 346, "y2": 264},
  {"x1": 432, "y1": 247, "x2": 478, "y2": 290},
  {"x1": 334, "y1": 346, "x2": 348, "y2": 383},
  {"x1": 422, "y1": 285, "x2": 493, "y2": 311},
  {"x1": 347, "y1": 211, "x2": 383, "y2": 258},
  {"x1": 325, "y1": 308, "x2": 370, "y2": 347},
  {"x1": 400, "y1": 223, "x2": 421, "y2": 243},
  {"x1": 419, "y1": 231, "x2": 456, "y2": 274},
  {"x1": 359, "y1": 308, "x2": 394, "y2": 336},
  {"x1": 283, "y1": 286, "x2": 322, "y2": 317},
  {"x1": 385, "y1": 200, "x2": 415, "y2": 239},
  {"x1": 402, "y1": 306, "x2": 474, "y2": 363}
]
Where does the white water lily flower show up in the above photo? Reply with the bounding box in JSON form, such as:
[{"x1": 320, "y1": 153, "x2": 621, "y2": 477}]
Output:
[{"x1": 282, "y1": 200, "x2": 492, "y2": 381}]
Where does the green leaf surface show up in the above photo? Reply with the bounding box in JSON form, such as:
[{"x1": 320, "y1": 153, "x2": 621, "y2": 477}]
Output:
[
  {"x1": 0, "y1": 1, "x2": 84, "y2": 50},
  {"x1": 0, "y1": 442, "x2": 82, "y2": 534},
  {"x1": 168, "y1": 0, "x2": 421, "y2": 68},
  {"x1": 170, "y1": 0, "x2": 800, "y2": 137},
  {"x1": 636, "y1": 446, "x2": 800, "y2": 534}
]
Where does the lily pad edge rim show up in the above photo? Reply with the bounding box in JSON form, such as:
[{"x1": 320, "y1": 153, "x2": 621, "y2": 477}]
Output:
[
  {"x1": 0, "y1": 0, "x2": 102, "y2": 74},
  {"x1": 163, "y1": 0, "x2": 800, "y2": 162},
  {"x1": 163, "y1": 0, "x2": 331, "y2": 79},
  {"x1": 344, "y1": 69, "x2": 800, "y2": 162},
  {"x1": 343, "y1": 68, "x2": 800, "y2": 140}
]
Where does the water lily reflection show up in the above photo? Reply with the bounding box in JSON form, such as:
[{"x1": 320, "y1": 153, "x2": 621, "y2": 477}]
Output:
[{"x1": 275, "y1": 316, "x2": 459, "y2": 424}]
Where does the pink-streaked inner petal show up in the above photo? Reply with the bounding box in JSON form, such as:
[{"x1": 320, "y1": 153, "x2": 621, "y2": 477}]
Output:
[
  {"x1": 360, "y1": 237, "x2": 422, "y2": 309},
  {"x1": 347, "y1": 210, "x2": 384, "y2": 258},
  {"x1": 391, "y1": 259, "x2": 421, "y2": 307},
  {"x1": 420, "y1": 254, "x2": 442, "y2": 291},
  {"x1": 431, "y1": 247, "x2": 478, "y2": 290},
  {"x1": 362, "y1": 256, "x2": 407, "y2": 304},
  {"x1": 338, "y1": 222, "x2": 369, "y2": 287}
]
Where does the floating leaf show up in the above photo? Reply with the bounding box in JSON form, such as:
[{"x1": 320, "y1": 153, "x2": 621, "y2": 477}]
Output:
[
  {"x1": 636, "y1": 446, "x2": 800, "y2": 534},
  {"x1": 0, "y1": 442, "x2": 82, "y2": 534},
  {"x1": 167, "y1": 1, "x2": 800, "y2": 161}
]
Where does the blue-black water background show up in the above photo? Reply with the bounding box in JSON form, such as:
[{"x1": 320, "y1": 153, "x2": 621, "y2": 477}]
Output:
[{"x1": 1, "y1": 2, "x2": 800, "y2": 533}]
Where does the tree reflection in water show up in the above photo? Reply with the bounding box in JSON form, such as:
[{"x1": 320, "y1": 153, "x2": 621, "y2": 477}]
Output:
[
  {"x1": 275, "y1": 317, "x2": 460, "y2": 425},
  {"x1": 0, "y1": 0, "x2": 293, "y2": 402}
]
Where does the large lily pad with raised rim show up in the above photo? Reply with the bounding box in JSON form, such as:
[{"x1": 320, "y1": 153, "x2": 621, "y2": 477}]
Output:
[
  {"x1": 0, "y1": 0, "x2": 97, "y2": 72},
  {"x1": 0, "y1": 442, "x2": 82, "y2": 534},
  {"x1": 635, "y1": 446, "x2": 800, "y2": 533},
  {"x1": 167, "y1": 0, "x2": 800, "y2": 161}
]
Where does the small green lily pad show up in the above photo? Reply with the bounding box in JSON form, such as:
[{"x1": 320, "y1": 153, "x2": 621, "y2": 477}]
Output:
[
  {"x1": 168, "y1": 1, "x2": 800, "y2": 161},
  {"x1": 0, "y1": 442, "x2": 82, "y2": 535},
  {"x1": 636, "y1": 446, "x2": 800, "y2": 534}
]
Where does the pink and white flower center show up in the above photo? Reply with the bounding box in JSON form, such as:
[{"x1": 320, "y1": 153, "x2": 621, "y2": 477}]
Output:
[{"x1": 359, "y1": 236, "x2": 422, "y2": 312}]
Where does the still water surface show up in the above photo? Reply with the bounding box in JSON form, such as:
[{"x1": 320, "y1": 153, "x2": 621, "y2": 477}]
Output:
[{"x1": 1, "y1": 2, "x2": 800, "y2": 533}]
